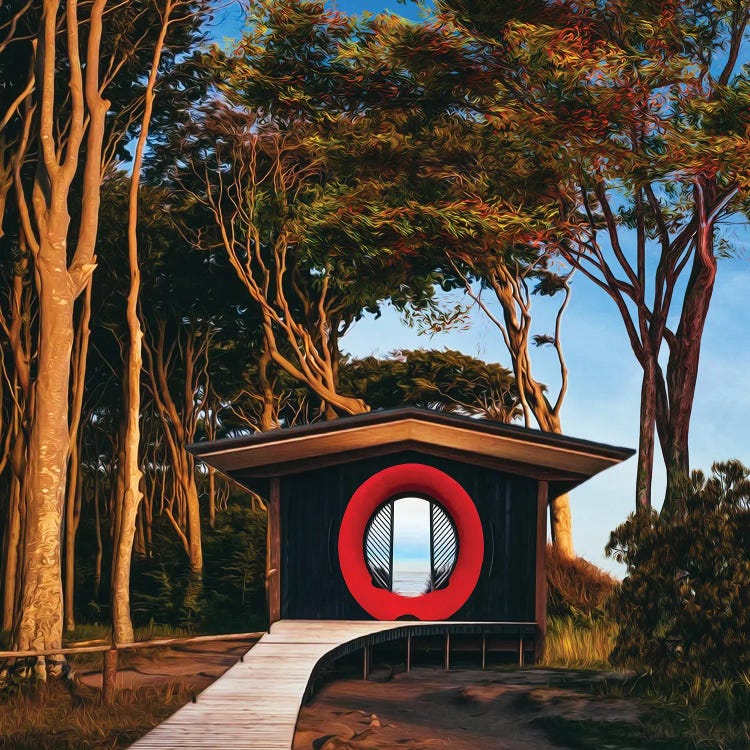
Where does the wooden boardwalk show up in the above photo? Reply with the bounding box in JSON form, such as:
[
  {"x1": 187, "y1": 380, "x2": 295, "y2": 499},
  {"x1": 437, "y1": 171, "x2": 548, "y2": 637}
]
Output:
[{"x1": 130, "y1": 619, "x2": 536, "y2": 750}]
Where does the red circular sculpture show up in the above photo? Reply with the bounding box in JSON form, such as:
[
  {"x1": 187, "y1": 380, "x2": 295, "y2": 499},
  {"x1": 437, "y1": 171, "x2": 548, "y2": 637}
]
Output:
[{"x1": 338, "y1": 463, "x2": 484, "y2": 620}]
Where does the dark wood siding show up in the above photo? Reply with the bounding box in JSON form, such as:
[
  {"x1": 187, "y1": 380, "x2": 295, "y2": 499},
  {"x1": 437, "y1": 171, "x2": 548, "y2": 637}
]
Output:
[{"x1": 280, "y1": 451, "x2": 538, "y2": 622}]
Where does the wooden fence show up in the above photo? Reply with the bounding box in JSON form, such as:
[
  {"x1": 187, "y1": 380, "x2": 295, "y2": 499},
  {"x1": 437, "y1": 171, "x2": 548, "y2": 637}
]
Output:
[{"x1": 0, "y1": 631, "x2": 264, "y2": 704}]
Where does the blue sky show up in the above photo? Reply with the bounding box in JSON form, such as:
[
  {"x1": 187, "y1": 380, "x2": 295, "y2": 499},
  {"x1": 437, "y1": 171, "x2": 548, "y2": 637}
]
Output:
[{"x1": 211, "y1": 1, "x2": 750, "y2": 575}]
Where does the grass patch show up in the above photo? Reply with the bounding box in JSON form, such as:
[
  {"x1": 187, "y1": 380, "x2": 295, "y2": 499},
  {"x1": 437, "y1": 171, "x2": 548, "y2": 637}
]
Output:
[
  {"x1": 542, "y1": 615, "x2": 618, "y2": 670},
  {"x1": 534, "y1": 675, "x2": 750, "y2": 750},
  {"x1": 0, "y1": 679, "x2": 193, "y2": 750},
  {"x1": 534, "y1": 715, "x2": 673, "y2": 750},
  {"x1": 543, "y1": 545, "x2": 618, "y2": 669}
]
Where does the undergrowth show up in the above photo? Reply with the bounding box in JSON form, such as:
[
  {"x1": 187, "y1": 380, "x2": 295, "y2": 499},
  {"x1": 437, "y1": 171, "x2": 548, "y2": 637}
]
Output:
[
  {"x1": 0, "y1": 679, "x2": 193, "y2": 750},
  {"x1": 541, "y1": 544, "x2": 618, "y2": 670}
]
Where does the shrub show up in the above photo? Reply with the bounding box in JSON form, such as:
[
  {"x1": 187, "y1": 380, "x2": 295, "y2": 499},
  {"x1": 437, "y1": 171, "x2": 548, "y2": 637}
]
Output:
[{"x1": 605, "y1": 460, "x2": 750, "y2": 682}]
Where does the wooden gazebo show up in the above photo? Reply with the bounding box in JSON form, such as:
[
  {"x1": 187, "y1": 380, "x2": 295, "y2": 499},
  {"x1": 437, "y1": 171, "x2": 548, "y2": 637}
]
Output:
[{"x1": 189, "y1": 407, "x2": 633, "y2": 659}]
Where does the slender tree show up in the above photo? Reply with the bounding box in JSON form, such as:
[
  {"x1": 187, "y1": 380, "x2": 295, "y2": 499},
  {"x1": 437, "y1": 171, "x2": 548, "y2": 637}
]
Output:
[{"x1": 111, "y1": 0, "x2": 206, "y2": 646}]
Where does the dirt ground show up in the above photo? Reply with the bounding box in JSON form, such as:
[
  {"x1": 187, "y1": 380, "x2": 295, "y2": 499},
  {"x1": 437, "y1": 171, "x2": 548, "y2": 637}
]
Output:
[
  {"x1": 294, "y1": 667, "x2": 644, "y2": 750},
  {"x1": 75, "y1": 638, "x2": 256, "y2": 693}
]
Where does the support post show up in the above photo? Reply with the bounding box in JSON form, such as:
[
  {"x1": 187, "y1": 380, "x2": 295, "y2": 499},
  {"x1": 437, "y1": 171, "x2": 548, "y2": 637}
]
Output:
[
  {"x1": 535, "y1": 481, "x2": 549, "y2": 664},
  {"x1": 444, "y1": 632, "x2": 450, "y2": 670},
  {"x1": 363, "y1": 646, "x2": 369, "y2": 680},
  {"x1": 406, "y1": 633, "x2": 411, "y2": 673},
  {"x1": 102, "y1": 648, "x2": 118, "y2": 705},
  {"x1": 267, "y1": 477, "x2": 281, "y2": 626},
  {"x1": 519, "y1": 634, "x2": 524, "y2": 667},
  {"x1": 481, "y1": 633, "x2": 486, "y2": 670}
]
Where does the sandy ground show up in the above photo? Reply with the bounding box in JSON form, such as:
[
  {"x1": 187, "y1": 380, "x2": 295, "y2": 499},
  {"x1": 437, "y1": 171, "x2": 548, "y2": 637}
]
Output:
[
  {"x1": 75, "y1": 638, "x2": 256, "y2": 693},
  {"x1": 294, "y1": 667, "x2": 643, "y2": 750}
]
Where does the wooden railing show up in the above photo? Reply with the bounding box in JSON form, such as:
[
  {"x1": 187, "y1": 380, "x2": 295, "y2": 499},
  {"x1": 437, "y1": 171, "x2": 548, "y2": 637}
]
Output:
[{"x1": 0, "y1": 630, "x2": 265, "y2": 704}]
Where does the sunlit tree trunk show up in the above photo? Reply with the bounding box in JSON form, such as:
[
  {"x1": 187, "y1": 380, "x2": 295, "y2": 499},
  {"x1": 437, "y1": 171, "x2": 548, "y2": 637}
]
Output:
[
  {"x1": 111, "y1": 0, "x2": 176, "y2": 643},
  {"x1": 17, "y1": 283, "x2": 75, "y2": 669},
  {"x1": 2, "y1": 473, "x2": 22, "y2": 631},
  {"x1": 1, "y1": 250, "x2": 33, "y2": 632},
  {"x1": 13, "y1": 0, "x2": 109, "y2": 674}
]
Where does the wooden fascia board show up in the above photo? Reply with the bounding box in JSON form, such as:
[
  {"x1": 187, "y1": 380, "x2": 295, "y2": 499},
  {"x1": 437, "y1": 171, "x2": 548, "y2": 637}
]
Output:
[
  {"x1": 406, "y1": 420, "x2": 622, "y2": 477},
  {"x1": 198, "y1": 418, "x2": 624, "y2": 482},
  {"x1": 230, "y1": 440, "x2": 590, "y2": 484}
]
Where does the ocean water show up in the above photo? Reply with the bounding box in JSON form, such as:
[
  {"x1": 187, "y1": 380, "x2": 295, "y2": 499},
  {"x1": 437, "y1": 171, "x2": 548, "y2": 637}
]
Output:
[{"x1": 392, "y1": 569, "x2": 431, "y2": 597}]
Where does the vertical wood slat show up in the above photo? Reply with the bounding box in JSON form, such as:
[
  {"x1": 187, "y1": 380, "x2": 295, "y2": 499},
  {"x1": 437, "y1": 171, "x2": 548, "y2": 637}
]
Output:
[
  {"x1": 268, "y1": 478, "x2": 281, "y2": 625},
  {"x1": 534, "y1": 480, "x2": 548, "y2": 664}
]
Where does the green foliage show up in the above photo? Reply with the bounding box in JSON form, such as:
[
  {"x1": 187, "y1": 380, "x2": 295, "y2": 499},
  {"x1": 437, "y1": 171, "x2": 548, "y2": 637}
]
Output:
[
  {"x1": 606, "y1": 460, "x2": 750, "y2": 683},
  {"x1": 130, "y1": 505, "x2": 267, "y2": 633},
  {"x1": 199, "y1": 507, "x2": 267, "y2": 633},
  {"x1": 341, "y1": 348, "x2": 521, "y2": 422}
]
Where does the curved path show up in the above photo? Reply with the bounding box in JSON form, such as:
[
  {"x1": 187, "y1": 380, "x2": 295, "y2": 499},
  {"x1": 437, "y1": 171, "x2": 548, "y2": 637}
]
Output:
[{"x1": 130, "y1": 619, "x2": 535, "y2": 750}]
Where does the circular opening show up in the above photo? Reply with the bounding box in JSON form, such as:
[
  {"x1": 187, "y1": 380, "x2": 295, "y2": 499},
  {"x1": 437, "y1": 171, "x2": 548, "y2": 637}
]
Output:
[
  {"x1": 364, "y1": 495, "x2": 458, "y2": 597},
  {"x1": 338, "y1": 463, "x2": 484, "y2": 621}
]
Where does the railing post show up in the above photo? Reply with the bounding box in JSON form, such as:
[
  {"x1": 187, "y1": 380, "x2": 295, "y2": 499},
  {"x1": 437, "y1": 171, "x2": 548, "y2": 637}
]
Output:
[{"x1": 102, "y1": 647, "x2": 118, "y2": 705}]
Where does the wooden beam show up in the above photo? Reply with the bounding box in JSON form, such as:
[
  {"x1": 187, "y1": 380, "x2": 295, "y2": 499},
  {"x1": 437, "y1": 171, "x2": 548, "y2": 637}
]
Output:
[
  {"x1": 266, "y1": 478, "x2": 281, "y2": 626},
  {"x1": 535, "y1": 480, "x2": 548, "y2": 664}
]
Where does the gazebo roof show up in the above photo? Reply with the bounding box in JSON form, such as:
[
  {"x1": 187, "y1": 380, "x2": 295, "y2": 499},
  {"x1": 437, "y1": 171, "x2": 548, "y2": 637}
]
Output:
[{"x1": 187, "y1": 407, "x2": 633, "y2": 498}]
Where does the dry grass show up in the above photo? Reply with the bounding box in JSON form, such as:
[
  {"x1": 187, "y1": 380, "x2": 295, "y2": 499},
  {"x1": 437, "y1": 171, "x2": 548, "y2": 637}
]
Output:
[
  {"x1": 542, "y1": 546, "x2": 619, "y2": 670},
  {"x1": 545, "y1": 544, "x2": 617, "y2": 618},
  {"x1": 0, "y1": 679, "x2": 193, "y2": 750},
  {"x1": 542, "y1": 615, "x2": 618, "y2": 670}
]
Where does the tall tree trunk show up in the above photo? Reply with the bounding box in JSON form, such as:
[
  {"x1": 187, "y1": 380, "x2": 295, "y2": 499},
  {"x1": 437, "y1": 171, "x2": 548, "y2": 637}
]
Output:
[
  {"x1": 2, "y1": 474, "x2": 22, "y2": 631},
  {"x1": 63, "y1": 435, "x2": 82, "y2": 631},
  {"x1": 258, "y1": 338, "x2": 278, "y2": 431},
  {"x1": 635, "y1": 361, "x2": 657, "y2": 511},
  {"x1": 16, "y1": 281, "x2": 74, "y2": 674},
  {"x1": 93, "y1": 479, "x2": 103, "y2": 600},
  {"x1": 12, "y1": 0, "x2": 108, "y2": 673},
  {"x1": 477, "y1": 266, "x2": 575, "y2": 558},
  {"x1": 660, "y1": 185, "x2": 717, "y2": 509},
  {"x1": 111, "y1": 1, "x2": 174, "y2": 643},
  {"x1": 186, "y1": 470, "x2": 203, "y2": 575},
  {"x1": 208, "y1": 467, "x2": 216, "y2": 529}
]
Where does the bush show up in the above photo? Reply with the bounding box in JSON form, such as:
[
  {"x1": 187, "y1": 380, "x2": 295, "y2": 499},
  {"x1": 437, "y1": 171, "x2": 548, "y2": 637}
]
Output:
[{"x1": 605, "y1": 460, "x2": 750, "y2": 682}]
